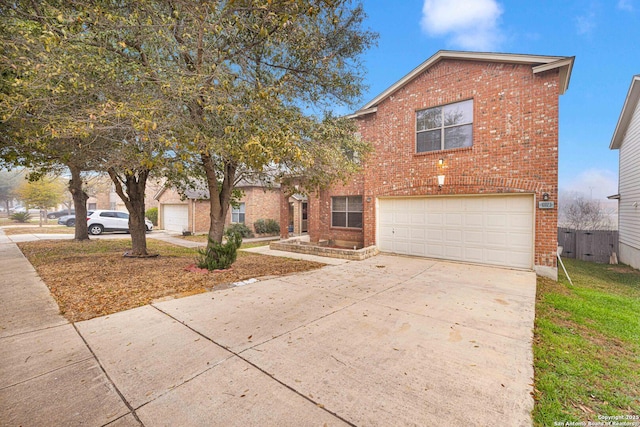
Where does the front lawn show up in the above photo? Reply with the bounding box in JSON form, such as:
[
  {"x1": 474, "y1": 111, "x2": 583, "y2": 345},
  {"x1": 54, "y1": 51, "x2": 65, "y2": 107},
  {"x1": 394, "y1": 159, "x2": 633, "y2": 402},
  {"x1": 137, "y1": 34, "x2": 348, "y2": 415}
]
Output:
[
  {"x1": 18, "y1": 239, "x2": 324, "y2": 323},
  {"x1": 2, "y1": 225, "x2": 73, "y2": 234},
  {"x1": 533, "y1": 258, "x2": 640, "y2": 426}
]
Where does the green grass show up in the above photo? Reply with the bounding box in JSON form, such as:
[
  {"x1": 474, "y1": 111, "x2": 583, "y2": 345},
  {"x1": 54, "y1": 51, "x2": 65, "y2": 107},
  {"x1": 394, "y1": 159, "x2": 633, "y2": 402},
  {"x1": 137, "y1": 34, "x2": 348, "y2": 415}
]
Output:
[{"x1": 533, "y1": 258, "x2": 640, "y2": 426}]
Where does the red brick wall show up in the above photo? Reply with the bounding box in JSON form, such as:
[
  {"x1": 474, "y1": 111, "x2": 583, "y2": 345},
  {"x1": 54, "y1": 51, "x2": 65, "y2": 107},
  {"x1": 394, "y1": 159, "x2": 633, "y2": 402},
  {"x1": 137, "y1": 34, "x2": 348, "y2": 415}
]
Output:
[
  {"x1": 224, "y1": 187, "x2": 281, "y2": 233},
  {"x1": 310, "y1": 176, "x2": 364, "y2": 246},
  {"x1": 314, "y1": 58, "x2": 561, "y2": 271}
]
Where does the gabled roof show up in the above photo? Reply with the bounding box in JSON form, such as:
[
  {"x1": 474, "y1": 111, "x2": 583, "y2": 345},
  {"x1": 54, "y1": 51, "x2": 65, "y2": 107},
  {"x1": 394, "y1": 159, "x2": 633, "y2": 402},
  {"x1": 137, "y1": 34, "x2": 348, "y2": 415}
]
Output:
[
  {"x1": 610, "y1": 75, "x2": 640, "y2": 150},
  {"x1": 348, "y1": 50, "x2": 575, "y2": 118},
  {"x1": 154, "y1": 177, "x2": 279, "y2": 201}
]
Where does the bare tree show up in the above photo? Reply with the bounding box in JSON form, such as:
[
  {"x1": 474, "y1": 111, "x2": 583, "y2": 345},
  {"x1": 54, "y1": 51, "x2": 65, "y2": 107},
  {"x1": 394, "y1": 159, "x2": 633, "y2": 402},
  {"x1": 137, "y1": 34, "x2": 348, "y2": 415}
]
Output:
[{"x1": 560, "y1": 194, "x2": 612, "y2": 230}]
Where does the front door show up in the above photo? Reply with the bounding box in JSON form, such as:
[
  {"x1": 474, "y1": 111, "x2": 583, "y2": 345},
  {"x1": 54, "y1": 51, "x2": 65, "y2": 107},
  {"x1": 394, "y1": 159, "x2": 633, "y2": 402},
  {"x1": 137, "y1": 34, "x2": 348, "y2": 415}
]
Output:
[{"x1": 302, "y1": 202, "x2": 308, "y2": 233}]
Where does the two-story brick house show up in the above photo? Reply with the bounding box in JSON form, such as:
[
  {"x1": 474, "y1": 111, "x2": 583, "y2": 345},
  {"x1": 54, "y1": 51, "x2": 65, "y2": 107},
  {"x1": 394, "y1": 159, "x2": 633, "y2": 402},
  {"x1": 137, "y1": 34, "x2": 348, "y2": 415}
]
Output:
[{"x1": 291, "y1": 51, "x2": 574, "y2": 279}]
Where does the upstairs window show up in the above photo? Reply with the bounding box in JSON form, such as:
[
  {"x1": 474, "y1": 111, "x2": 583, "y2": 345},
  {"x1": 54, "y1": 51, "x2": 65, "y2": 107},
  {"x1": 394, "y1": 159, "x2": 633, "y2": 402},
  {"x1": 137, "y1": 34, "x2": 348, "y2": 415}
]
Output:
[
  {"x1": 416, "y1": 99, "x2": 473, "y2": 153},
  {"x1": 331, "y1": 196, "x2": 363, "y2": 228}
]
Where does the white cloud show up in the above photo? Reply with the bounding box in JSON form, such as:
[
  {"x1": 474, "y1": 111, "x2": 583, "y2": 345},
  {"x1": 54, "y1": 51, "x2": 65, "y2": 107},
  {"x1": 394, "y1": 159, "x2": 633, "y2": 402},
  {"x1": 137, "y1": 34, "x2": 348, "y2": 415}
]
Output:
[
  {"x1": 561, "y1": 169, "x2": 618, "y2": 201},
  {"x1": 420, "y1": 0, "x2": 504, "y2": 51},
  {"x1": 575, "y1": 12, "x2": 596, "y2": 35},
  {"x1": 618, "y1": 0, "x2": 634, "y2": 11}
]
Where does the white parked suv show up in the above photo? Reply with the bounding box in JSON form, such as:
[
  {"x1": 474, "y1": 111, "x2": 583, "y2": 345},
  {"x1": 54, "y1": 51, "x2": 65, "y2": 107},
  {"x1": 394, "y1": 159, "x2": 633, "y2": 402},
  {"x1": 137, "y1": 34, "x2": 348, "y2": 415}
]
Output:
[{"x1": 86, "y1": 210, "x2": 153, "y2": 235}]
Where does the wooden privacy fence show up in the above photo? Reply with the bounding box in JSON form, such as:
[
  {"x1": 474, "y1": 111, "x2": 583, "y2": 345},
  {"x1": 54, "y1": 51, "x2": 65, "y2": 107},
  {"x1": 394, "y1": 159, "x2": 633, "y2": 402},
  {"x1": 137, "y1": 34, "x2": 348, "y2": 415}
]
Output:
[{"x1": 557, "y1": 228, "x2": 619, "y2": 263}]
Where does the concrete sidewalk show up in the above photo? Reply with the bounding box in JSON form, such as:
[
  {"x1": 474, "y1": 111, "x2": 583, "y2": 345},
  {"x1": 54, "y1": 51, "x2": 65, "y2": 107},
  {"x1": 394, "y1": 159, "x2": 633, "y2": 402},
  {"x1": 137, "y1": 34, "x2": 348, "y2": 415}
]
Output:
[
  {"x1": 0, "y1": 228, "x2": 537, "y2": 426},
  {"x1": 0, "y1": 229, "x2": 134, "y2": 426}
]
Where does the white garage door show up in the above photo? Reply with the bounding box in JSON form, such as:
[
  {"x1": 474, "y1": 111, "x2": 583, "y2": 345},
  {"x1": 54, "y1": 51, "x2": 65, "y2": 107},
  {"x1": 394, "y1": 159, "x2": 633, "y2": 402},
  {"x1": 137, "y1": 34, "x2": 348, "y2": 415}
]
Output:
[
  {"x1": 378, "y1": 195, "x2": 534, "y2": 269},
  {"x1": 162, "y1": 204, "x2": 189, "y2": 233}
]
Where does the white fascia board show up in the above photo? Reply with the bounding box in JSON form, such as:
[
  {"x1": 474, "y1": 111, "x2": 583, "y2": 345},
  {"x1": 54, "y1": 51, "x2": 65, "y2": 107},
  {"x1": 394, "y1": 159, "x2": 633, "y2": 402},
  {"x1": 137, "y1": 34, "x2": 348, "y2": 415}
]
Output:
[
  {"x1": 345, "y1": 107, "x2": 377, "y2": 119},
  {"x1": 532, "y1": 57, "x2": 575, "y2": 94},
  {"x1": 610, "y1": 75, "x2": 640, "y2": 150}
]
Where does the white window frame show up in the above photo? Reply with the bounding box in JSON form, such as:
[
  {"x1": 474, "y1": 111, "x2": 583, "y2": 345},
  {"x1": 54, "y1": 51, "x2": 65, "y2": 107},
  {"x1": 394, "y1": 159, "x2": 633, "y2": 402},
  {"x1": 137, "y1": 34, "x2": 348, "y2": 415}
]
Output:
[
  {"x1": 416, "y1": 99, "x2": 473, "y2": 153},
  {"x1": 231, "y1": 202, "x2": 245, "y2": 224},
  {"x1": 331, "y1": 196, "x2": 363, "y2": 229}
]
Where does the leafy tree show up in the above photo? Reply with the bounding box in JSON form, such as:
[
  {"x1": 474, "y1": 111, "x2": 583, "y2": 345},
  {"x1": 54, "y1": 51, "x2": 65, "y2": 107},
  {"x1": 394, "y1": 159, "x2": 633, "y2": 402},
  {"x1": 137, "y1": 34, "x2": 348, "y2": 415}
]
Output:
[
  {"x1": 2, "y1": 0, "x2": 376, "y2": 260},
  {"x1": 69, "y1": 0, "x2": 376, "y2": 254},
  {"x1": 0, "y1": 169, "x2": 25, "y2": 213},
  {"x1": 14, "y1": 177, "x2": 64, "y2": 226},
  {"x1": 1, "y1": 1, "x2": 165, "y2": 250},
  {"x1": 0, "y1": 1, "x2": 116, "y2": 240}
]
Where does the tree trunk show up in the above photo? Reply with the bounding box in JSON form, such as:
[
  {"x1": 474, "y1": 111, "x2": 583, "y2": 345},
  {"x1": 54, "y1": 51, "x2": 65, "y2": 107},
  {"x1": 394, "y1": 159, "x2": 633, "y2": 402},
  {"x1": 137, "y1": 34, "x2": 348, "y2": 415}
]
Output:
[
  {"x1": 107, "y1": 167, "x2": 149, "y2": 256},
  {"x1": 202, "y1": 153, "x2": 236, "y2": 246},
  {"x1": 68, "y1": 164, "x2": 90, "y2": 241}
]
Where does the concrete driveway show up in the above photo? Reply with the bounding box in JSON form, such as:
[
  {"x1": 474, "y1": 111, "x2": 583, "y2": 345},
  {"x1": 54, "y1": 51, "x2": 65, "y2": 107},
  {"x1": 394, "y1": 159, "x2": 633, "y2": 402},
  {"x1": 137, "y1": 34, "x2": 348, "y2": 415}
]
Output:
[{"x1": 1, "y1": 246, "x2": 537, "y2": 426}]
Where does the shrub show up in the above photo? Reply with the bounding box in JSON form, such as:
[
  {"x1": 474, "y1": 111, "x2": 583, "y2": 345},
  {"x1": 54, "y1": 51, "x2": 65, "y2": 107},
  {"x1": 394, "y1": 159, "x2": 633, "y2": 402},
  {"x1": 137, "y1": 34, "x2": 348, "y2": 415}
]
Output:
[
  {"x1": 145, "y1": 207, "x2": 158, "y2": 226},
  {"x1": 225, "y1": 222, "x2": 254, "y2": 238},
  {"x1": 254, "y1": 218, "x2": 280, "y2": 234},
  {"x1": 196, "y1": 231, "x2": 242, "y2": 270},
  {"x1": 10, "y1": 212, "x2": 31, "y2": 223}
]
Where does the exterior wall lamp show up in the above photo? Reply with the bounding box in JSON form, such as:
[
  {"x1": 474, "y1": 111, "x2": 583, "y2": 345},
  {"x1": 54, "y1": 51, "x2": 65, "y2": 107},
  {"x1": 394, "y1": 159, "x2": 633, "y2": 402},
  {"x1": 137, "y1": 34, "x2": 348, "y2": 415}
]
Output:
[{"x1": 437, "y1": 158, "x2": 445, "y2": 188}]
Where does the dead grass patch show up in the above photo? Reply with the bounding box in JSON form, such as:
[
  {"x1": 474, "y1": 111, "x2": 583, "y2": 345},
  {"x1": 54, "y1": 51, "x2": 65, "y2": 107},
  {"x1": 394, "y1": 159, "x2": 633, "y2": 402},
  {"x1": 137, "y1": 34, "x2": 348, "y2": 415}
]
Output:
[{"x1": 18, "y1": 239, "x2": 324, "y2": 322}]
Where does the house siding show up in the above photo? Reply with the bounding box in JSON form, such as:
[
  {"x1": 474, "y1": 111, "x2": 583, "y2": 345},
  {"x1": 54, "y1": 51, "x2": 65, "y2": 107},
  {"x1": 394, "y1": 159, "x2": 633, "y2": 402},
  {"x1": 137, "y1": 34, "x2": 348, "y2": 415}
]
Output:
[
  {"x1": 618, "y1": 97, "x2": 640, "y2": 266},
  {"x1": 313, "y1": 58, "x2": 563, "y2": 274}
]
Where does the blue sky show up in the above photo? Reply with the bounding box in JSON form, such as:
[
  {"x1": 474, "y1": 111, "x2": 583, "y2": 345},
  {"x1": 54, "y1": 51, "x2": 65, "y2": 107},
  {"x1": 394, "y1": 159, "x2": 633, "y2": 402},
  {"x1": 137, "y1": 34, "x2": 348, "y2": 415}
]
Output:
[{"x1": 353, "y1": 0, "x2": 640, "y2": 201}]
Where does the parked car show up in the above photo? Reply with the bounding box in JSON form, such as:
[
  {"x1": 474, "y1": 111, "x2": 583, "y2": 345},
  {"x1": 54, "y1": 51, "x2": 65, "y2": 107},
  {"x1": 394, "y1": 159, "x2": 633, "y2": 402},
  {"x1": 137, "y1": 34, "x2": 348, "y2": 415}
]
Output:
[
  {"x1": 47, "y1": 209, "x2": 75, "y2": 219},
  {"x1": 58, "y1": 211, "x2": 93, "y2": 227},
  {"x1": 86, "y1": 210, "x2": 153, "y2": 235}
]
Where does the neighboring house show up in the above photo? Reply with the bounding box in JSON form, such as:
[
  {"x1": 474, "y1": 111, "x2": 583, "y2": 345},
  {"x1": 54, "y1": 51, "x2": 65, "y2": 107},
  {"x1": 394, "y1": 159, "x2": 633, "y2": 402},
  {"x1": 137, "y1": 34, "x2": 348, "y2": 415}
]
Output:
[
  {"x1": 111, "y1": 179, "x2": 163, "y2": 212},
  {"x1": 85, "y1": 175, "x2": 162, "y2": 212},
  {"x1": 156, "y1": 180, "x2": 281, "y2": 234},
  {"x1": 609, "y1": 75, "x2": 640, "y2": 270},
  {"x1": 282, "y1": 50, "x2": 574, "y2": 279}
]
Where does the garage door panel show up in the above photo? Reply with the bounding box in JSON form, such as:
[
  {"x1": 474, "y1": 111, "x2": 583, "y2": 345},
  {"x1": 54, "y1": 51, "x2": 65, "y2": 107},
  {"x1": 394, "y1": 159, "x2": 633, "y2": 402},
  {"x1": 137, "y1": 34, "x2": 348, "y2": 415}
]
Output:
[
  {"x1": 378, "y1": 195, "x2": 533, "y2": 269},
  {"x1": 445, "y1": 245, "x2": 463, "y2": 258},
  {"x1": 509, "y1": 232, "x2": 533, "y2": 248},
  {"x1": 394, "y1": 241, "x2": 410, "y2": 254},
  {"x1": 410, "y1": 213, "x2": 425, "y2": 225},
  {"x1": 427, "y1": 213, "x2": 444, "y2": 226},
  {"x1": 394, "y1": 226, "x2": 411, "y2": 239},
  {"x1": 464, "y1": 230, "x2": 484, "y2": 245},
  {"x1": 509, "y1": 213, "x2": 532, "y2": 229},
  {"x1": 427, "y1": 229, "x2": 443, "y2": 242},
  {"x1": 486, "y1": 214, "x2": 508, "y2": 227},
  {"x1": 485, "y1": 231, "x2": 508, "y2": 246},
  {"x1": 445, "y1": 229, "x2": 462, "y2": 243},
  {"x1": 485, "y1": 249, "x2": 508, "y2": 265},
  {"x1": 465, "y1": 213, "x2": 484, "y2": 227},
  {"x1": 412, "y1": 228, "x2": 426, "y2": 240},
  {"x1": 446, "y1": 214, "x2": 463, "y2": 226},
  {"x1": 410, "y1": 243, "x2": 426, "y2": 256},
  {"x1": 426, "y1": 245, "x2": 444, "y2": 257},
  {"x1": 464, "y1": 247, "x2": 484, "y2": 263}
]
